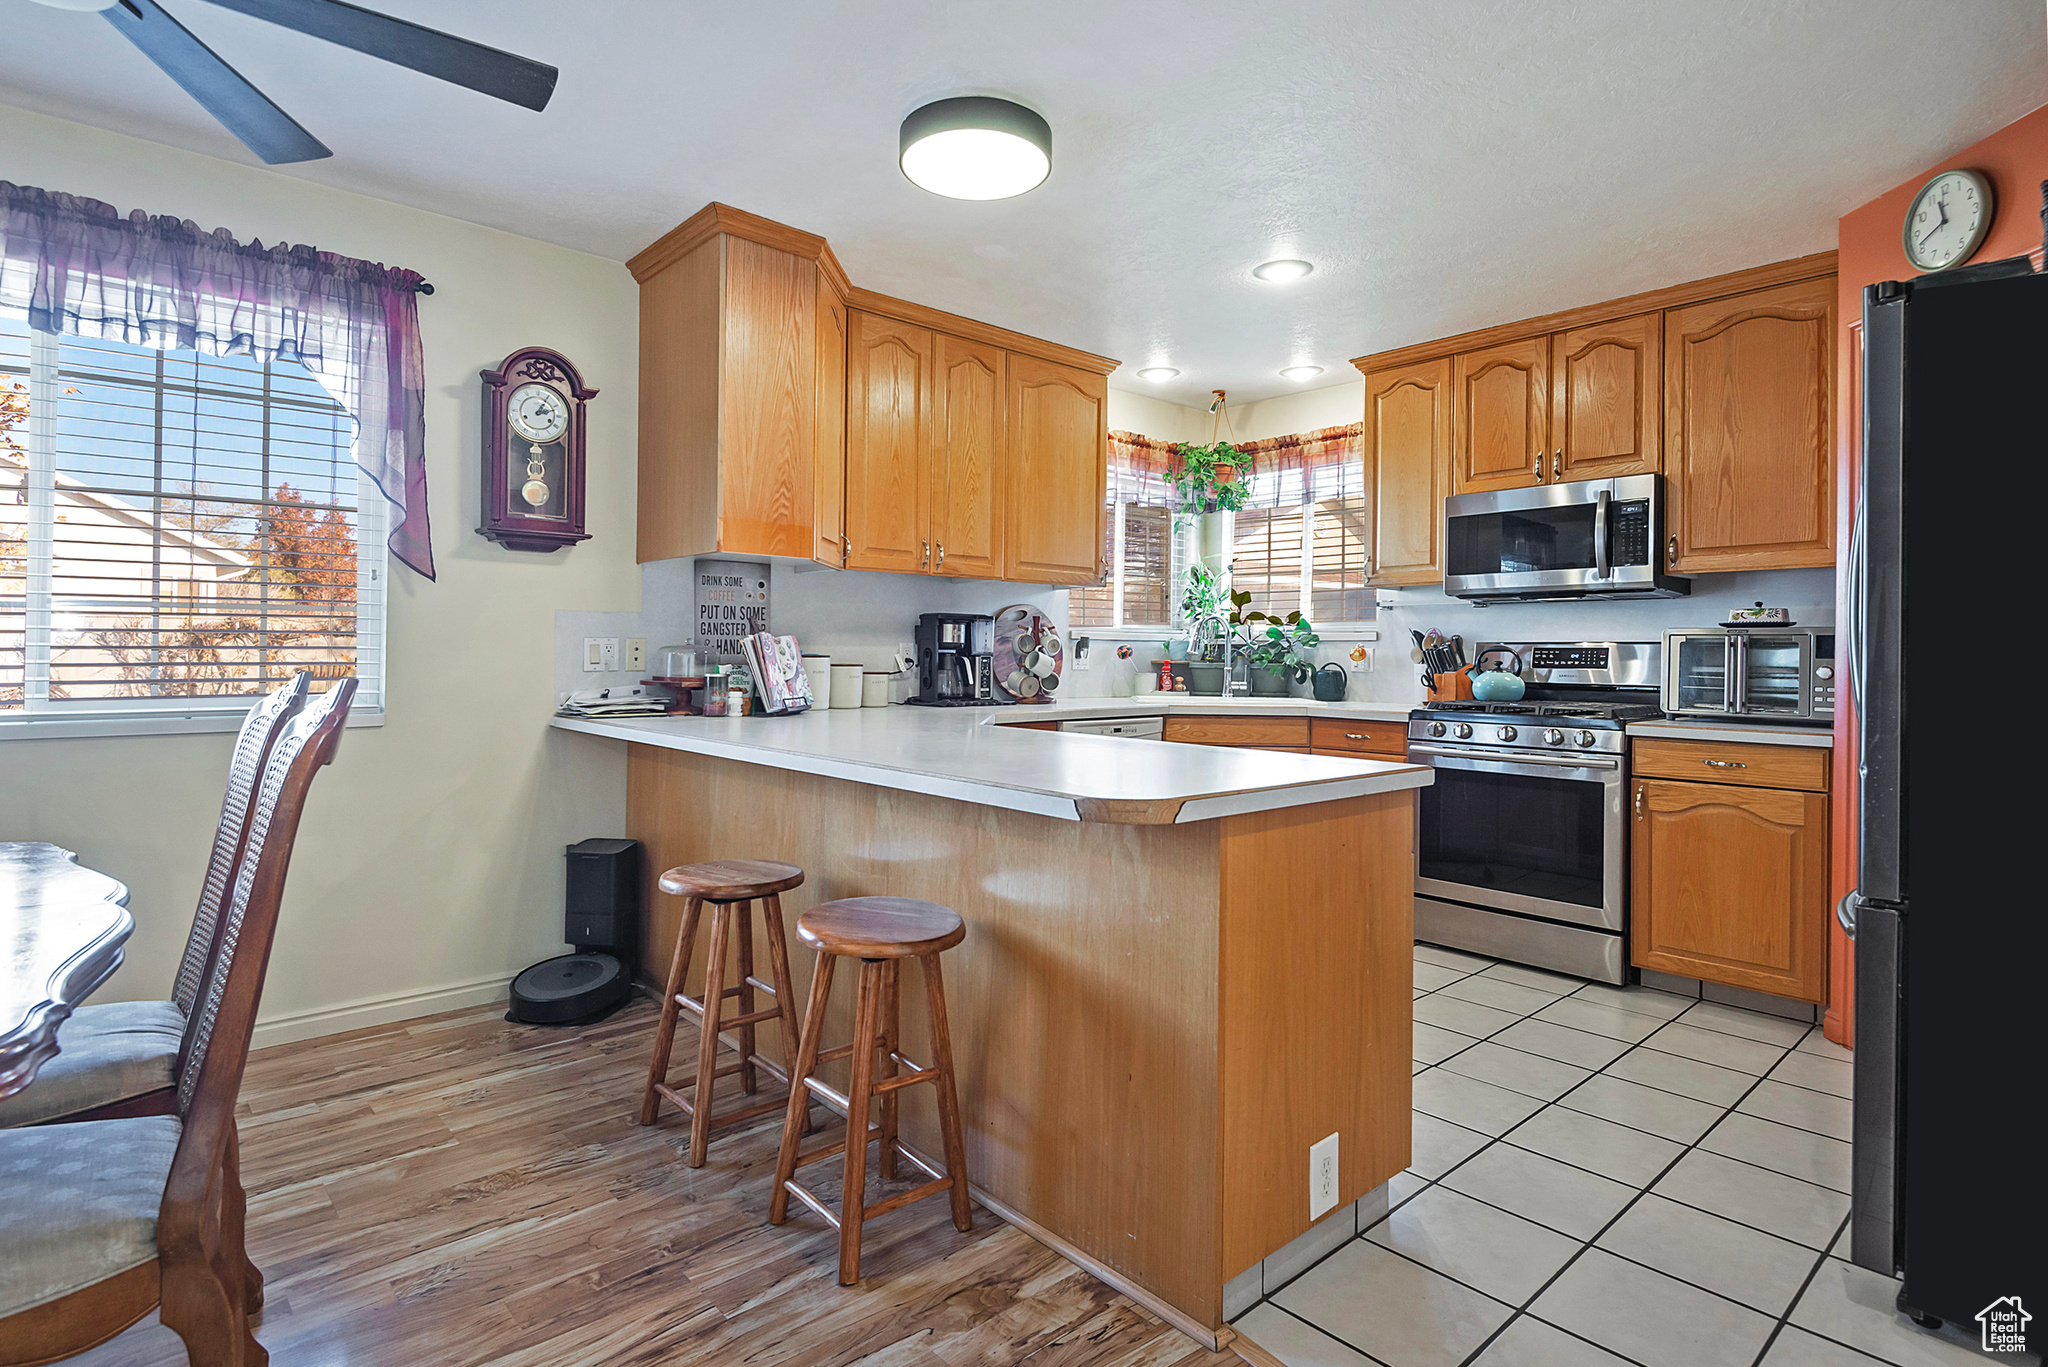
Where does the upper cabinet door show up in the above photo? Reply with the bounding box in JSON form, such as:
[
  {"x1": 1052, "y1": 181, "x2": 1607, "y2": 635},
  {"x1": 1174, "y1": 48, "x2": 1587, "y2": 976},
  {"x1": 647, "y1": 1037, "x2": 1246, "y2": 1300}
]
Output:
[
  {"x1": 1363, "y1": 358, "x2": 1451, "y2": 585},
  {"x1": 811, "y1": 281, "x2": 848, "y2": 567},
  {"x1": 1552, "y1": 313, "x2": 1661, "y2": 481},
  {"x1": 1003, "y1": 355, "x2": 1107, "y2": 585},
  {"x1": 1453, "y1": 336, "x2": 1550, "y2": 492},
  {"x1": 930, "y1": 334, "x2": 1005, "y2": 579},
  {"x1": 1664, "y1": 277, "x2": 1836, "y2": 573},
  {"x1": 845, "y1": 310, "x2": 933, "y2": 574}
]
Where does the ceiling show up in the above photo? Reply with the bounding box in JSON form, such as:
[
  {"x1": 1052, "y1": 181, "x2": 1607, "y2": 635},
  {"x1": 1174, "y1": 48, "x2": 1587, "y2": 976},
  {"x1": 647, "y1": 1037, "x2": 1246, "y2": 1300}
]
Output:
[{"x1": 3, "y1": 1, "x2": 2043, "y2": 405}]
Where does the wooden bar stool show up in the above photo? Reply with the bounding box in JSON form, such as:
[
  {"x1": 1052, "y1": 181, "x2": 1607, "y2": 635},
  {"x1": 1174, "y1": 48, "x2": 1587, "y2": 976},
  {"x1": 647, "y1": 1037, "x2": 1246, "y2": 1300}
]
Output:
[
  {"x1": 769, "y1": 896, "x2": 972, "y2": 1284},
  {"x1": 640, "y1": 859, "x2": 808, "y2": 1167}
]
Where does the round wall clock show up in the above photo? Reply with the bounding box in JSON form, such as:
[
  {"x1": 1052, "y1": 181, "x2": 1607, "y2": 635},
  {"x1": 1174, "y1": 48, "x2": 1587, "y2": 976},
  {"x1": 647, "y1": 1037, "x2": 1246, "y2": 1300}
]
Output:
[
  {"x1": 1901, "y1": 169, "x2": 1994, "y2": 273},
  {"x1": 480, "y1": 348, "x2": 596, "y2": 552}
]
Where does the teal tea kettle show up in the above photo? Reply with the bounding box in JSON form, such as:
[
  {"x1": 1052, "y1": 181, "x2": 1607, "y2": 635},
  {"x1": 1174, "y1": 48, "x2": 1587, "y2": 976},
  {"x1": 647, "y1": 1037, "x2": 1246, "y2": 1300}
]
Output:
[{"x1": 1469, "y1": 647, "x2": 1526, "y2": 702}]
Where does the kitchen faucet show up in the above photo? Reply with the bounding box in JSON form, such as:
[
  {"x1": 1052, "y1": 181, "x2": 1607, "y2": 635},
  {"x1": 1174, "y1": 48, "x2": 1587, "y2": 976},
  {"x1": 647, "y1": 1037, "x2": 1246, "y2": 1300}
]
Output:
[{"x1": 1195, "y1": 616, "x2": 1250, "y2": 696}]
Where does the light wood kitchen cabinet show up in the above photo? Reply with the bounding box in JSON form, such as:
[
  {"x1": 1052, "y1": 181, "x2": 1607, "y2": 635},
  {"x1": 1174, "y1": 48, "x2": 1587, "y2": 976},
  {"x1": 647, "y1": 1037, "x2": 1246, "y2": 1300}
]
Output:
[
  {"x1": 1552, "y1": 312, "x2": 1661, "y2": 480},
  {"x1": 930, "y1": 333, "x2": 1005, "y2": 578},
  {"x1": 633, "y1": 224, "x2": 826, "y2": 564},
  {"x1": 1352, "y1": 252, "x2": 1836, "y2": 585},
  {"x1": 812, "y1": 280, "x2": 848, "y2": 566},
  {"x1": 631, "y1": 202, "x2": 1118, "y2": 580},
  {"x1": 1631, "y1": 771, "x2": 1829, "y2": 1003},
  {"x1": 1309, "y1": 719, "x2": 1409, "y2": 758},
  {"x1": 1362, "y1": 358, "x2": 1450, "y2": 585},
  {"x1": 844, "y1": 310, "x2": 933, "y2": 574},
  {"x1": 1663, "y1": 277, "x2": 1836, "y2": 573},
  {"x1": 1453, "y1": 336, "x2": 1550, "y2": 492},
  {"x1": 1004, "y1": 354, "x2": 1108, "y2": 585}
]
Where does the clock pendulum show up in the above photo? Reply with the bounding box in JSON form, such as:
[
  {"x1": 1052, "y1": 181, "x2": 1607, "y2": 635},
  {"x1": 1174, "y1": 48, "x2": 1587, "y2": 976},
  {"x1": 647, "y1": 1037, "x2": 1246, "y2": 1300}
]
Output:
[{"x1": 522, "y1": 442, "x2": 551, "y2": 508}]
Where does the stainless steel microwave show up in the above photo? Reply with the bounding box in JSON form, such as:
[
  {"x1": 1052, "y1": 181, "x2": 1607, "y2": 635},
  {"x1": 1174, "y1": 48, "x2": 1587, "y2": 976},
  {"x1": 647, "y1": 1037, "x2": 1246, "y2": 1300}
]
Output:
[
  {"x1": 1443, "y1": 474, "x2": 1689, "y2": 603},
  {"x1": 1662, "y1": 629, "x2": 1837, "y2": 721}
]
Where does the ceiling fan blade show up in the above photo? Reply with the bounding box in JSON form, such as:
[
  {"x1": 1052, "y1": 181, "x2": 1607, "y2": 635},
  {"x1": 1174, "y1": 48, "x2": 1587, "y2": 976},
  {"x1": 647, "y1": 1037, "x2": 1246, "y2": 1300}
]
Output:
[
  {"x1": 104, "y1": 0, "x2": 331, "y2": 164},
  {"x1": 193, "y1": 0, "x2": 558, "y2": 111}
]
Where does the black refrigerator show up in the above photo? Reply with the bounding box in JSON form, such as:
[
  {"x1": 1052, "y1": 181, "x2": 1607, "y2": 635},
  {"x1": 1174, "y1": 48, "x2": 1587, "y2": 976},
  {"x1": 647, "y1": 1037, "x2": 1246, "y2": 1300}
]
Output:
[{"x1": 1851, "y1": 263, "x2": 2044, "y2": 1343}]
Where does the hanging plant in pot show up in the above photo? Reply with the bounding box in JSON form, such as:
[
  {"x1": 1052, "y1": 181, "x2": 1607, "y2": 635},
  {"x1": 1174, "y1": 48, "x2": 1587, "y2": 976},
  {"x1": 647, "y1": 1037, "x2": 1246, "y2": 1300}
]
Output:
[{"x1": 1169, "y1": 441, "x2": 1249, "y2": 518}]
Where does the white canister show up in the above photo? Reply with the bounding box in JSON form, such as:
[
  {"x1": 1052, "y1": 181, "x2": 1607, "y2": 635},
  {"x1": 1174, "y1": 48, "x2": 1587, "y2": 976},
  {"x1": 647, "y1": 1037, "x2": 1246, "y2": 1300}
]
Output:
[
  {"x1": 829, "y1": 663, "x2": 864, "y2": 709},
  {"x1": 1133, "y1": 673, "x2": 1158, "y2": 693},
  {"x1": 861, "y1": 672, "x2": 891, "y2": 707},
  {"x1": 801, "y1": 654, "x2": 832, "y2": 705}
]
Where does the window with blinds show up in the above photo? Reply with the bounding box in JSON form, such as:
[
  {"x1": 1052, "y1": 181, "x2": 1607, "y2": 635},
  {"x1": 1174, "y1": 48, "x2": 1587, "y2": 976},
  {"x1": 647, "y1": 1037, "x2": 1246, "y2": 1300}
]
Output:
[
  {"x1": 1229, "y1": 505, "x2": 1306, "y2": 618},
  {"x1": 1309, "y1": 457, "x2": 1373, "y2": 621},
  {"x1": 1069, "y1": 502, "x2": 1175, "y2": 629},
  {"x1": 2, "y1": 318, "x2": 382, "y2": 728}
]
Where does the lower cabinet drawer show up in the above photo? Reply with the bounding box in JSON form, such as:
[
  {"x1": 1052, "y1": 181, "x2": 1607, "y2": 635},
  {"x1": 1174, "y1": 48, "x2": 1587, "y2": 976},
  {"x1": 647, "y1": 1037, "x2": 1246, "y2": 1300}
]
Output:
[
  {"x1": 1631, "y1": 737, "x2": 1829, "y2": 792},
  {"x1": 1162, "y1": 716, "x2": 1311, "y2": 748},
  {"x1": 1310, "y1": 719, "x2": 1409, "y2": 757}
]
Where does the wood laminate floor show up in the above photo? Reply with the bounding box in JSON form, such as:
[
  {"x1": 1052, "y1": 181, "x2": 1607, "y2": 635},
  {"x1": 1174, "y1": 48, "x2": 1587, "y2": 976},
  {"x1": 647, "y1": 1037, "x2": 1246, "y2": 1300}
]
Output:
[{"x1": 67, "y1": 996, "x2": 1228, "y2": 1367}]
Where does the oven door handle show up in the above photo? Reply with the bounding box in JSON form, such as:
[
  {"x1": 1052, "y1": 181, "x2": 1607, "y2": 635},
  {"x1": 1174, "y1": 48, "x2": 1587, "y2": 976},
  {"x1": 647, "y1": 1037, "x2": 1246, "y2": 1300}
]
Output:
[
  {"x1": 1409, "y1": 744, "x2": 1621, "y2": 771},
  {"x1": 1593, "y1": 488, "x2": 1612, "y2": 580}
]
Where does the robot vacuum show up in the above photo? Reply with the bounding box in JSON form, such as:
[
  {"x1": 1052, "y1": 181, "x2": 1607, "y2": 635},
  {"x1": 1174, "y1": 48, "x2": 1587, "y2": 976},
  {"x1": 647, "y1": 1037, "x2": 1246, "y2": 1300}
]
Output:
[{"x1": 507, "y1": 951, "x2": 630, "y2": 1026}]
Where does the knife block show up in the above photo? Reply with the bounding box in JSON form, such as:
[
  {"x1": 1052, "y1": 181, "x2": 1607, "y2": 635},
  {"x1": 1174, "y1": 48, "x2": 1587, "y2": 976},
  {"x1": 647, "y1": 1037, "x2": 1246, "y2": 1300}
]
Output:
[{"x1": 1427, "y1": 668, "x2": 1475, "y2": 702}]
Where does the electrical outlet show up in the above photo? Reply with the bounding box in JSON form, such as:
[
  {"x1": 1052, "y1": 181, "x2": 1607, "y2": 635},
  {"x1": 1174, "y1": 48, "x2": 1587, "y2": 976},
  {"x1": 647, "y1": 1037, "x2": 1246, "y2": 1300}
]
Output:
[
  {"x1": 625, "y1": 638, "x2": 646, "y2": 672},
  {"x1": 1308, "y1": 1132, "x2": 1340, "y2": 1220}
]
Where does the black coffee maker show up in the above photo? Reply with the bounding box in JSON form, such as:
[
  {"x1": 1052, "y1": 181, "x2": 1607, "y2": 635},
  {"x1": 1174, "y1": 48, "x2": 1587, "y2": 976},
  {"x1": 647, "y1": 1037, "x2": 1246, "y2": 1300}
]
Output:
[{"x1": 910, "y1": 613, "x2": 1000, "y2": 706}]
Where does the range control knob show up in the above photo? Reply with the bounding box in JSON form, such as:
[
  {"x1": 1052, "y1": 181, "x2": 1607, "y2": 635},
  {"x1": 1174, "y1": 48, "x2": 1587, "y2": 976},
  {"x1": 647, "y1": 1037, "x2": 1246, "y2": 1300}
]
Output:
[
  {"x1": 1543, "y1": 728, "x2": 1565, "y2": 746},
  {"x1": 1453, "y1": 723, "x2": 1474, "y2": 739},
  {"x1": 1427, "y1": 721, "x2": 1447, "y2": 738},
  {"x1": 1496, "y1": 725, "x2": 1518, "y2": 742},
  {"x1": 1576, "y1": 730, "x2": 1598, "y2": 747},
  {"x1": 1814, "y1": 665, "x2": 1835, "y2": 680}
]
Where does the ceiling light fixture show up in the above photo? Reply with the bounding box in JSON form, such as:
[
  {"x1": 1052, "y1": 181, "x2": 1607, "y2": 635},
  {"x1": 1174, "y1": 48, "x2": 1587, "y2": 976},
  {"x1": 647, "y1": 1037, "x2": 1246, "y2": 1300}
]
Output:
[
  {"x1": 1137, "y1": 366, "x2": 1180, "y2": 382},
  {"x1": 1252, "y1": 258, "x2": 1315, "y2": 283},
  {"x1": 900, "y1": 97, "x2": 1052, "y2": 201},
  {"x1": 1280, "y1": 365, "x2": 1325, "y2": 382}
]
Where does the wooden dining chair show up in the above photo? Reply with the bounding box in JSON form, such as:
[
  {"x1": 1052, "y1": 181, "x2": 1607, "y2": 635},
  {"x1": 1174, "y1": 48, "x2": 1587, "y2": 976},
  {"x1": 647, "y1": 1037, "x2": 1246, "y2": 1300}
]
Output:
[
  {"x1": 0, "y1": 674, "x2": 309, "y2": 1131},
  {"x1": 0, "y1": 678, "x2": 354, "y2": 1367}
]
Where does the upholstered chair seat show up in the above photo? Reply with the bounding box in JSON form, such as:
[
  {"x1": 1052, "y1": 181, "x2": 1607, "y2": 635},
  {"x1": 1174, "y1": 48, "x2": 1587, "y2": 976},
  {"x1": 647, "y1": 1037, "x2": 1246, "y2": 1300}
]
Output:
[
  {"x1": 0, "y1": 1002, "x2": 185, "y2": 1128},
  {"x1": 0, "y1": 1115, "x2": 180, "y2": 1319}
]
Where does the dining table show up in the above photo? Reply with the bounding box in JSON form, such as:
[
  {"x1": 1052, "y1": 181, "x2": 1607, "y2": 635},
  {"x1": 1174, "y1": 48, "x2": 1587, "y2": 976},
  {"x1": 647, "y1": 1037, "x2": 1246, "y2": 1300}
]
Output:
[{"x1": 0, "y1": 841, "x2": 133, "y2": 1100}]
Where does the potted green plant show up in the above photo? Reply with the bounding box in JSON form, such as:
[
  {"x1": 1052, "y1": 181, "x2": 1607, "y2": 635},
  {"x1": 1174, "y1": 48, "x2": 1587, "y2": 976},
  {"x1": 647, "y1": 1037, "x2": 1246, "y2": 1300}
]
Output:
[
  {"x1": 1227, "y1": 594, "x2": 1321, "y2": 696},
  {"x1": 1169, "y1": 441, "x2": 1249, "y2": 517}
]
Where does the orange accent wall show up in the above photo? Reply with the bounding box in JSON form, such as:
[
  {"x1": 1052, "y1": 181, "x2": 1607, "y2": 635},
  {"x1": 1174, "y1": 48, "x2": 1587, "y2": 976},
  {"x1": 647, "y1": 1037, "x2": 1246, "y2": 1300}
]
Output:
[{"x1": 1827, "y1": 103, "x2": 2048, "y2": 1047}]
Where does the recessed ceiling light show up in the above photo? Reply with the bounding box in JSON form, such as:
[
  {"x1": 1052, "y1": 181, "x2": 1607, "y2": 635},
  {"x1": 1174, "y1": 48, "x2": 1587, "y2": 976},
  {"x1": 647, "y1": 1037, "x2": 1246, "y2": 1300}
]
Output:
[
  {"x1": 1137, "y1": 367, "x2": 1180, "y2": 382},
  {"x1": 1280, "y1": 365, "x2": 1325, "y2": 382},
  {"x1": 1252, "y1": 258, "x2": 1315, "y2": 283},
  {"x1": 900, "y1": 97, "x2": 1052, "y2": 201}
]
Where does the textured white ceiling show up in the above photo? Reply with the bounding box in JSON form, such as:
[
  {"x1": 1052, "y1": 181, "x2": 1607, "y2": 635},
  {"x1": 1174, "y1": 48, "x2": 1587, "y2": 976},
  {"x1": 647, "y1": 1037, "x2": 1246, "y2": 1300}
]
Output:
[{"x1": 3, "y1": 1, "x2": 2043, "y2": 404}]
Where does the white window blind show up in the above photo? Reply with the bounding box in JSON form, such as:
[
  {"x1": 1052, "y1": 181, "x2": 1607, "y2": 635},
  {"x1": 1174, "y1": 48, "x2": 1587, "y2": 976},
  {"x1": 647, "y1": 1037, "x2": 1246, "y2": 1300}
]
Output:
[
  {"x1": 1230, "y1": 505, "x2": 1307, "y2": 619},
  {"x1": 1309, "y1": 456, "x2": 1372, "y2": 622},
  {"x1": 2, "y1": 317, "x2": 383, "y2": 732}
]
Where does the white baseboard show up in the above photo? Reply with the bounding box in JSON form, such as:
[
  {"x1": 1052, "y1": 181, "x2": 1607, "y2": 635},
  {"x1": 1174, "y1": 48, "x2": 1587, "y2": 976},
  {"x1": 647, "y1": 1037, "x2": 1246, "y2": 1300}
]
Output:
[{"x1": 251, "y1": 971, "x2": 515, "y2": 1051}]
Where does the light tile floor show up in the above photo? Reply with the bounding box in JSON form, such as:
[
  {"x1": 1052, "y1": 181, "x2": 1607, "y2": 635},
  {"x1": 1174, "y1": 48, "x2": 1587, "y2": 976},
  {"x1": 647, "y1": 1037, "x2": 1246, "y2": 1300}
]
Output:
[{"x1": 1235, "y1": 942, "x2": 2028, "y2": 1367}]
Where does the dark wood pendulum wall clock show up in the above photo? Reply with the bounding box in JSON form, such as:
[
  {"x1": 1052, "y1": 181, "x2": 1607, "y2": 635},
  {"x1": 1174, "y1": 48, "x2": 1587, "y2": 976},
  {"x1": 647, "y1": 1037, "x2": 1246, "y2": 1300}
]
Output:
[{"x1": 480, "y1": 346, "x2": 596, "y2": 552}]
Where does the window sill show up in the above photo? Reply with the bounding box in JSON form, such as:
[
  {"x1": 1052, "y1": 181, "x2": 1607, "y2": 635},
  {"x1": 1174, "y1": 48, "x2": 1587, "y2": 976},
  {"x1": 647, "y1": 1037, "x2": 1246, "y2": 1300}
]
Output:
[
  {"x1": 0, "y1": 708, "x2": 384, "y2": 743},
  {"x1": 1071, "y1": 623, "x2": 1379, "y2": 641}
]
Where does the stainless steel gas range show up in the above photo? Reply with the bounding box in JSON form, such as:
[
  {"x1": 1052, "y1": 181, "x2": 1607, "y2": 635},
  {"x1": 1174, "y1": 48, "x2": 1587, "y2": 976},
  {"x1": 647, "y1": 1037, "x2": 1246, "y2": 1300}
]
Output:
[{"x1": 1409, "y1": 642, "x2": 1662, "y2": 984}]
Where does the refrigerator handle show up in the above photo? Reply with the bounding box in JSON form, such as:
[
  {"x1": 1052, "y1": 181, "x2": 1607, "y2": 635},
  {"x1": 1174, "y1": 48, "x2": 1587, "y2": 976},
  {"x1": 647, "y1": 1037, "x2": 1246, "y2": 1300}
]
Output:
[
  {"x1": 1836, "y1": 888, "x2": 1861, "y2": 938},
  {"x1": 1847, "y1": 486, "x2": 1868, "y2": 719}
]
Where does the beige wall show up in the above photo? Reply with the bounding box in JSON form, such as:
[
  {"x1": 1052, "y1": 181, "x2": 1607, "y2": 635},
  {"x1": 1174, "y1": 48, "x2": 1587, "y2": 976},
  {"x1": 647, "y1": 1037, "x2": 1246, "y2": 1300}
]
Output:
[
  {"x1": 0, "y1": 106, "x2": 641, "y2": 1044},
  {"x1": 1230, "y1": 380, "x2": 1364, "y2": 441}
]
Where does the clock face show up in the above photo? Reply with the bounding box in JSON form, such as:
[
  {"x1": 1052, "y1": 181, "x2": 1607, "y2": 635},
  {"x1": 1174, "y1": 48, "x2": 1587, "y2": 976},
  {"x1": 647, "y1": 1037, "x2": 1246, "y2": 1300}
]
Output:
[
  {"x1": 508, "y1": 383, "x2": 570, "y2": 443},
  {"x1": 1903, "y1": 170, "x2": 1993, "y2": 273}
]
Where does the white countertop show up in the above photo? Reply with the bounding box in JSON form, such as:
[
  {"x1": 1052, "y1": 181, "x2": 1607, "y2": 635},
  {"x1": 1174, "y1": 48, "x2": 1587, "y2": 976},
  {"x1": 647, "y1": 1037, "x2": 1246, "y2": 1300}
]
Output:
[
  {"x1": 551, "y1": 696, "x2": 1430, "y2": 825},
  {"x1": 1625, "y1": 718, "x2": 1835, "y2": 748}
]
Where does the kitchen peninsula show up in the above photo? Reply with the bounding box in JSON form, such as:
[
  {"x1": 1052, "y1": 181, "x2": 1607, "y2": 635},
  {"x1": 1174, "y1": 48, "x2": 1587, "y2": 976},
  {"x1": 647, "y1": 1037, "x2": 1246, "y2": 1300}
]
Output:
[{"x1": 552, "y1": 702, "x2": 1430, "y2": 1343}]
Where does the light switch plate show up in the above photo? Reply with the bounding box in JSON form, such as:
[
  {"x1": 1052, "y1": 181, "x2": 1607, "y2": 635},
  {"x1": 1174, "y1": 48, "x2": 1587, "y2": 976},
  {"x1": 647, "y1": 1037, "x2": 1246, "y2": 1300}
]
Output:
[
  {"x1": 1309, "y1": 1132, "x2": 1340, "y2": 1220},
  {"x1": 583, "y1": 638, "x2": 604, "y2": 672}
]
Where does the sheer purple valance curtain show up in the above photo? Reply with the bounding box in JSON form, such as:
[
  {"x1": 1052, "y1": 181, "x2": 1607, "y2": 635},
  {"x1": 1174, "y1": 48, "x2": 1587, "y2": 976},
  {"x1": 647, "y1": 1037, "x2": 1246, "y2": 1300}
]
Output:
[{"x1": 0, "y1": 181, "x2": 434, "y2": 579}]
